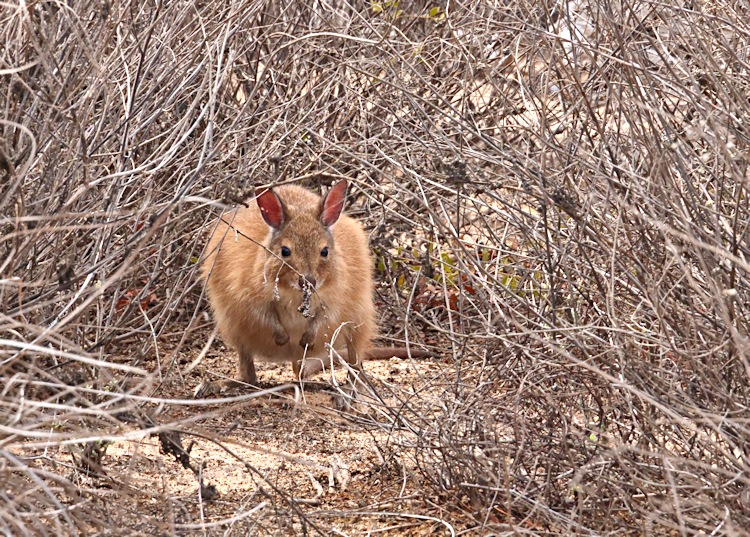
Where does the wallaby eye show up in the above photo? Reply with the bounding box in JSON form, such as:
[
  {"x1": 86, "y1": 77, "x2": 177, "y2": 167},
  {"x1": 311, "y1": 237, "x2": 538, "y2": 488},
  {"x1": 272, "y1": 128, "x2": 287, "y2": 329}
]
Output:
[
  {"x1": 281, "y1": 246, "x2": 291, "y2": 257},
  {"x1": 320, "y1": 247, "x2": 329, "y2": 258}
]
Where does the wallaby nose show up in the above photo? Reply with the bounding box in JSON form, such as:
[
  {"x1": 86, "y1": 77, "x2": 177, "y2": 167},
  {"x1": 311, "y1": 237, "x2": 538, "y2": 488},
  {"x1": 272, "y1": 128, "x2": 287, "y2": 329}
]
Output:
[{"x1": 299, "y1": 274, "x2": 316, "y2": 289}]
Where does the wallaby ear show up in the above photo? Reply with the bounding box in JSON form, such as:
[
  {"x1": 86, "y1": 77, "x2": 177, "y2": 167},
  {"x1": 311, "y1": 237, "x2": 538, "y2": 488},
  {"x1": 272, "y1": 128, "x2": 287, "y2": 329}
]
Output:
[
  {"x1": 320, "y1": 180, "x2": 348, "y2": 227},
  {"x1": 256, "y1": 187, "x2": 286, "y2": 230}
]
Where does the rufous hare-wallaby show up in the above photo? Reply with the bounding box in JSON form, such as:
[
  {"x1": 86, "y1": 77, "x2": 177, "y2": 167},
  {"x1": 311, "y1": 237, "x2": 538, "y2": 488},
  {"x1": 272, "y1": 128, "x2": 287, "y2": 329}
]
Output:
[{"x1": 200, "y1": 180, "x2": 376, "y2": 389}]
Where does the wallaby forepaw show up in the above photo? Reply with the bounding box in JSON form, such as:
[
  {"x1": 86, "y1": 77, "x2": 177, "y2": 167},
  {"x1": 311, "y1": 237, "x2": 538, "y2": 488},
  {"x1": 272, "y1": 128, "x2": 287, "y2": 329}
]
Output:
[
  {"x1": 273, "y1": 329, "x2": 290, "y2": 346},
  {"x1": 299, "y1": 330, "x2": 316, "y2": 349},
  {"x1": 194, "y1": 380, "x2": 224, "y2": 398}
]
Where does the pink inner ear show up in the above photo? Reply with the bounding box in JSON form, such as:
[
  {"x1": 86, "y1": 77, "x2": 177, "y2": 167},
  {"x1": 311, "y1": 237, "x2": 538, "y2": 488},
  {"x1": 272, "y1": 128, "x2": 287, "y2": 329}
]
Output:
[
  {"x1": 256, "y1": 188, "x2": 285, "y2": 229},
  {"x1": 321, "y1": 180, "x2": 348, "y2": 227}
]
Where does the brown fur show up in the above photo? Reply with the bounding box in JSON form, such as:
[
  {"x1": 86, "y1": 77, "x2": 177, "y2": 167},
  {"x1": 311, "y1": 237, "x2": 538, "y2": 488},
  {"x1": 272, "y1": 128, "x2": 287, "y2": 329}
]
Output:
[{"x1": 201, "y1": 182, "x2": 376, "y2": 386}]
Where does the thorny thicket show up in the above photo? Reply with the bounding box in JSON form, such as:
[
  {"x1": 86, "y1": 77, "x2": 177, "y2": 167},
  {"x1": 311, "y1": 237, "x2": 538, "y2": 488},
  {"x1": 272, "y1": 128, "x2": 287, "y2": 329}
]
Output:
[{"x1": 2, "y1": 0, "x2": 750, "y2": 534}]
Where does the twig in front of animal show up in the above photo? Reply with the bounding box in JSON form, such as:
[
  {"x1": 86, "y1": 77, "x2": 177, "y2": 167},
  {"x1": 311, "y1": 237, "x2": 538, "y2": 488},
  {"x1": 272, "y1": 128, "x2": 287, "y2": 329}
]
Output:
[
  {"x1": 158, "y1": 429, "x2": 197, "y2": 474},
  {"x1": 158, "y1": 429, "x2": 220, "y2": 502},
  {"x1": 271, "y1": 263, "x2": 281, "y2": 301}
]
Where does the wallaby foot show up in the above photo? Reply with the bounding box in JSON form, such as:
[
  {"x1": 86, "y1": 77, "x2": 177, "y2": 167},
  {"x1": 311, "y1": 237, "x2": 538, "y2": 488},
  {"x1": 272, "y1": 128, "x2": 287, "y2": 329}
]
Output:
[{"x1": 193, "y1": 378, "x2": 246, "y2": 398}]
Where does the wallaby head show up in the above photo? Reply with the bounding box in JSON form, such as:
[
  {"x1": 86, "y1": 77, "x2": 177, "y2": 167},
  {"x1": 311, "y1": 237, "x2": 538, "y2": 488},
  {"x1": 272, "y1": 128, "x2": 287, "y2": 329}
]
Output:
[{"x1": 256, "y1": 180, "x2": 348, "y2": 294}]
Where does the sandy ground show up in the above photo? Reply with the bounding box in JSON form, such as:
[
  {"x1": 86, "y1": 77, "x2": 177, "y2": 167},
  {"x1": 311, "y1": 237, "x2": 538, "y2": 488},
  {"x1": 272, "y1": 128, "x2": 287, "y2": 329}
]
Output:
[{"x1": 35, "y1": 344, "x2": 475, "y2": 536}]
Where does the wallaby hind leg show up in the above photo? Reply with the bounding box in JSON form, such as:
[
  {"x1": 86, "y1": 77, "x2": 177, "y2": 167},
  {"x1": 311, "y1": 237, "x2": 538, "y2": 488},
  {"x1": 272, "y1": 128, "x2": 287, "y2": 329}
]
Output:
[
  {"x1": 238, "y1": 347, "x2": 258, "y2": 385},
  {"x1": 292, "y1": 358, "x2": 328, "y2": 380},
  {"x1": 194, "y1": 347, "x2": 258, "y2": 398},
  {"x1": 292, "y1": 358, "x2": 302, "y2": 380}
]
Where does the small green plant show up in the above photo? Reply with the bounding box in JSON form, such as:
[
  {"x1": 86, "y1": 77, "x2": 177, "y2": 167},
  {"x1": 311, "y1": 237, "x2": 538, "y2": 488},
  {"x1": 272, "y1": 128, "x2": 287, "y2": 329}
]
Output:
[
  {"x1": 371, "y1": 0, "x2": 403, "y2": 20},
  {"x1": 427, "y1": 6, "x2": 445, "y2": 22}
]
